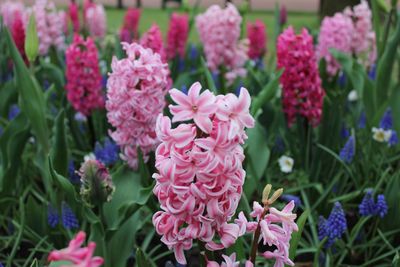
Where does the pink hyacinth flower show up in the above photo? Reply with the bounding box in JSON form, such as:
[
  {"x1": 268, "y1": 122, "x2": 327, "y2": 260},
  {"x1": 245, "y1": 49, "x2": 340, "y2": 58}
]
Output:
[
  {"x1": 140, "y1": 23, "x2": 166, "y2": 62},
  {"x1": 48, "y1": 231, "x2": 104, "y2": 267},
  {"x1": 86, "y1": 4, "x2": 106, "y2": 39},
  {"x1": 169, "y1": 82, "x2": 217, "y2": 133},
  {"x1": 166, "y1": 13, "x2": 189, "y2": 60},
  {"x1": 247, "y1": 20, "x2": 267, "y2": 60}
]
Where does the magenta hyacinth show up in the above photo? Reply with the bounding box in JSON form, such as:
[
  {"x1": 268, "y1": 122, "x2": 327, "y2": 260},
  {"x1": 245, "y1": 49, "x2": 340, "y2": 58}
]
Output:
[
  {"x1": 119, "y1": 8, "x2": 141, "y2": 43},
  {"x1": 166, "y1": 13, "x2": 189, "y2": 60},
  {"x1": 65, "y1": 34, "x2": 104, "y2": 116},
  {"x1": 68, "y1": 1, "x2": 80, "y2": 33},
  {"x1": 140, "y1": 24, "x2": 167, "y2": 62},
  {"x1": 196, "y1": 4, "x2": 248, "y2": 84},
  {"x1": 85, "y1": 4, "x2": 106, "y2": 39},
  {"x1": 277, "y1": 27, "x2": 325, "y2": 127},
  {"x1": 106, "y1": 42, "x2": 169, "y2": 169},
  {"x1": 152, "y1": 82, "x2": 255, "y2": 264},
  {"x1": 30, "y1": 0, "x2": 65, "y2": 55},
  {"x1": 247, "y1": 20, "x2": 267, "y2": 60},
  {"x1": 317, "y1": 0, "x2": 376, "y2": 76},
  {"x1": 48, "y1": 231, "x2": 104, "y2": 267}
]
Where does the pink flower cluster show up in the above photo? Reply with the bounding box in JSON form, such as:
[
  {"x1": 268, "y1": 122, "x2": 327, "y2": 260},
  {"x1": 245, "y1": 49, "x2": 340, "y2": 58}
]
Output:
[
  {"x1": 166, "y1": 13, "x2": 189, "y2": 60},
  {"x1": 247, "y1": 20, "x2": 267, "y2": 60},
  {"x1": 29, "y1": 0, "x2": 65, "y2": 55},
  {"x1": 48, "y1": 231, "x2": 104, "y2": 267},
  {"x1": 0, "y1": 1, "x2": 24, "y2": 28},
  {"x1": 86, "y1": 4, "x2": 106, "y2": 39},
  {"x1": 106, "y1": 43, "x2": 169, "y2": 169},
  {"x1": 119, "y1": 8, "x2": 141, "y2": 43},
  {"x1": 65, "y1": 35, "x2": 103, "y2": 116},
  {"x1": 317, "y1": 0, "x2": 376, "y2": 76},
  {"x1": 207, "y1": 253, "x2": 253, "y2": 267},
  {"x1": 196, "y1": 4, "x2": 248, "y2": 84},
  {"x1": 140, "y1": 24, "x2": 167, "y2": 62},
  {"x1": 68, "y1": 1, "x2": 80, "y2": 33},
  {"x1": 152, "y1": 82, "x2": 255, "y2": 264},
  {"x1": 235, "y1": 201, "x2": 298, "y2": 267},
  {"x1": 11, "y1": 12, "x2": 27, "y2": 63},
  {"x1": 316, "y1": 13, "x2": 354, "y2": 76},
  {"x1": 277, "y1": 27, "x2": 325, "y2": 127}
]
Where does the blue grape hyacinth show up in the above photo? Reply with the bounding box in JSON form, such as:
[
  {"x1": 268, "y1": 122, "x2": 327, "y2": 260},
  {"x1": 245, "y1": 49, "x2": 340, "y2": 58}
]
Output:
[
  {"x1": 68, "y1": 161, "x2": 81, "y2": 184},
  {"x1": 8, "y1": 104, "x2": 20, "y2": 121},
  {"x1": 359, "y1": 190, "x2": 388, "y2": 218},
  {"x1": 318, "y1": 202, "x2": 347, "y2": 248},
  {"x1": 94, "y1": 137, "x2": 119, "y2": 166},
  {"x1": 61, "y1": 202, "x2": 79, "y2": 229},
  {"x1": 339, "y1": 136, "x2": 355, "y2": 163},
  {"x1": 47, "y1": 204, "x2": 59, "y2": 228},
  {"x1": 358, "y1": 112, "x2": 366, "y2": 129},
  {"x1": 378, "y1": 108, "x2": 398, "y2": 147}
]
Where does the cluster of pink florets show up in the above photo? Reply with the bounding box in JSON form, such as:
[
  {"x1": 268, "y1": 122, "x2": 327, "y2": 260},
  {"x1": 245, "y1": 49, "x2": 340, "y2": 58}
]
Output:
[
  {"x1": 140, "y1": 24, "x2": 167, "y2": 62},
  {"x1": 48, "y1": 231, "x2": 104, "y2": 267},
  {"x1": 247, "y1": 20, "x2": 267, "y2": 60},
  {"x1": 235, "y1": 201, "x2": 298, "y2": 267},
  {"x1": 119, "y1": 8, "x2": 141, "y2": 43},
  {"x1": 317, "y1": 0, "x2": 376, "y2": 76},
  {"x1": 85, "y1": 4, "x2": 106, "y2": 39},
  {"x1": 26, "y1": 0, "x2": 65, "y2": 55},
  {"x1": 106, "y1": 42, "x2": 169, "y2": 169},
  {"x1": 152, "y1": 82, "x2": 255, "y2": 264},
  {"x1": 277, "y1": 27, "x2": 325, "y2": 127},
  {"x1": 166, "y1": 13, "x2": 189, "y2": 60},
  {"x1": 65, "y1": 35, "x2": 103, "y2": 116},
  {"x1": 68, "y1": 1, "x2": 80, "y2": 33},
  {"x1": 196, "y1": 4, "x2": 248, "y2": 84}
]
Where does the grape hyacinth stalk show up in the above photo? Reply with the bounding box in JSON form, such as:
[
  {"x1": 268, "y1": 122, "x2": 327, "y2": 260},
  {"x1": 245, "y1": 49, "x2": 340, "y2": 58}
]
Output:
[
  {"x1": 277, "y1": 27, "x2": 325, "y2": 127},
  {"x1": 106, "y1": 42, "x2": 169, "y2": 169},
  {"x1": 65, "y1": 34, "x2": 104, "y2": 116},
  {"x1": 153, "y1": 82, "x2": 255, "y2": 264},
  {"x1": 359, "y1": 190, "x2": 388, "y2": 218},
  {"x1": 48, "y1": 231, "x2": 104, "y2": 267},
  {"x1": 318, "y1": 202, "x2": 347, "y2": 248}
]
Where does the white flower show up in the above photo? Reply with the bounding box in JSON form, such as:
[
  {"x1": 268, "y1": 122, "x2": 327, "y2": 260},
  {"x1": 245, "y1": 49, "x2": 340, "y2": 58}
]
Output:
[
  {"x1": 347, "y1": 90, "x2": 358, "y2": 102},
  {"x1": 372, "y1": 127, "x2": 392, "y2": 143},
  {"x1": 84, "y1": 153, "x2": 96, "y2": 162},
  {"x1": 278, "y1": 155, "x2": 294, "y2": 173}
]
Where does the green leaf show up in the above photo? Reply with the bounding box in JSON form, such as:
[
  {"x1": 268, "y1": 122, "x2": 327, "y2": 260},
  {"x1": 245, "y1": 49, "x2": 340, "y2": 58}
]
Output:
[
  {"x1": 289, "y1": 209, "x2": 310, "y2": 261},
  {"x1": 246, "y1": 122, "x2": 270, "y2": 180},
  {"x1": 200, "y1": 57, "x2": 217, "y2": 93},
  {"x1": 51, "y1": 110, "x2": 68, "y2": 177},
  {"x1": 5, "y1": 28, "x2": 49, "y2": 152},
  {"x1": 136, "y1": 248, "x2": 152, "y2": 267},
  {"x1": 251, "y1": 69, "x2": 283, "y2": 116},
  {"x1": 48, "y1": 157, "x2": 78, "y2": 204},
  {"x1": 376, "y1": 15, "x2": 400, "y2": 106},
  {"x1": 25, "y1": 14, "x2": 39, "y2": 63},
  {"x1": 48, "y1": 261, "x2": 73, "y2": 267}
]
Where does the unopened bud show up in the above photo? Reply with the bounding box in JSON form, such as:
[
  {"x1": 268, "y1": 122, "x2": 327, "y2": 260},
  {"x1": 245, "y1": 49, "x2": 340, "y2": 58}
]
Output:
[
  {"x1": 262, "y1": 184, "x2": 272, "y2": 204},
  {"x1": 79, "y1": 159, "x2": 115, "y2": 207},
  {"x1": 268, "y1": 188, "x2": 283, "y2": 205}
]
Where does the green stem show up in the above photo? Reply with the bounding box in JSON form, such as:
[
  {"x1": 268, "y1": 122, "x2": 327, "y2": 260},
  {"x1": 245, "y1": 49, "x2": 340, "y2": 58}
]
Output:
[{"x1": 250, "y1": 206, "x2": 269, "y2": 263}]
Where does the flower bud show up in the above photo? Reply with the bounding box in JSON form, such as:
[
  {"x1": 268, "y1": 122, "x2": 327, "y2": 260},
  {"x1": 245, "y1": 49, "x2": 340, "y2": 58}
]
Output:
[
  {"x1": 79, "y1": 159, "x2": 115, "y2": 207},
  {"x1": 262, "y1": 184, "x2": 272, "y2": 205},
  {"x1": 268, "y1": 188, "x2": 283, "y2": 205}
]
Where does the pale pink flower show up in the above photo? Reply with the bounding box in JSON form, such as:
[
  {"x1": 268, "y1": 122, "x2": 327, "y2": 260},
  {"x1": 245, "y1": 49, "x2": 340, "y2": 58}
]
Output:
[
  {"x1": 153, "y1": 82, "x2": 255, "y2": 264},
  {"x1": 196, "y1": 4, "x2": 248, "y2": 84},
  {"x1": 207, "y1": 253, "x2": 240, "y2": 267},
  {"x1": 169, "y1": 82, "x2": 217, "y2": 133},
  {"x1": 86, "y1": 4, "x2": 106, "y2": 39},
  {"x1": 0, "y1": 1, "x2": 24, "y2": 28},
  {"x1": 48, "y1": 231, "x2": 104, "y2": 267},
  {"x1": 106, "y1": 42, "x2": 169, "y2": 169}
]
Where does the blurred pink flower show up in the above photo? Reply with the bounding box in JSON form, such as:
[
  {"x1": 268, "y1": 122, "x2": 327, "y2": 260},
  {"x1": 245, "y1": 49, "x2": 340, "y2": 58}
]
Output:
[
  {"x1": 48, "y1": 231, "x2": 104, "y2": 267},
  {"x1": 140, "y1": 24, "x2": 166, "y2": 62},
  {"x1": 11, "y1": 12, "x2": 27, "y2": 63},
  {"x1": 0, "y1": 1, "x2": 24, "y2": 28},
  {"x1": 106, "y1": 42, "x2": 169, "y2": 169},
  {"x1": 166, "y1": 13, "x2": 189, "y2": 60},
  {"x1": 196, "y1": 4, "x2": 248, "y2": 84},
  {"x1": 29, "y1": 0, "x2": 65, "y2": 55},
  {"x1": 247, "y1": 20, "x2": 266, "y2": 60},
  {"x1": 277, "y1": 27, "x2": 325, "y2": 127},
  {"x1": 153, "y1": 82, "x2": 254, "y2": 265},
  {"x1": 119, "y1": 8, "x2": 141, "y2": 42},
  {"x1": 65, "y1": 34, "x2": 103, "y2": 115},
  {"x1": 68, "y1": 1, "x2": 80, "y2": 33},
  {"x1": 317, "y1": 0, "x2": 376, "y2": 76},
  {"x1": 86, "y1": 4, "x2": 106, "y2": 39}
]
